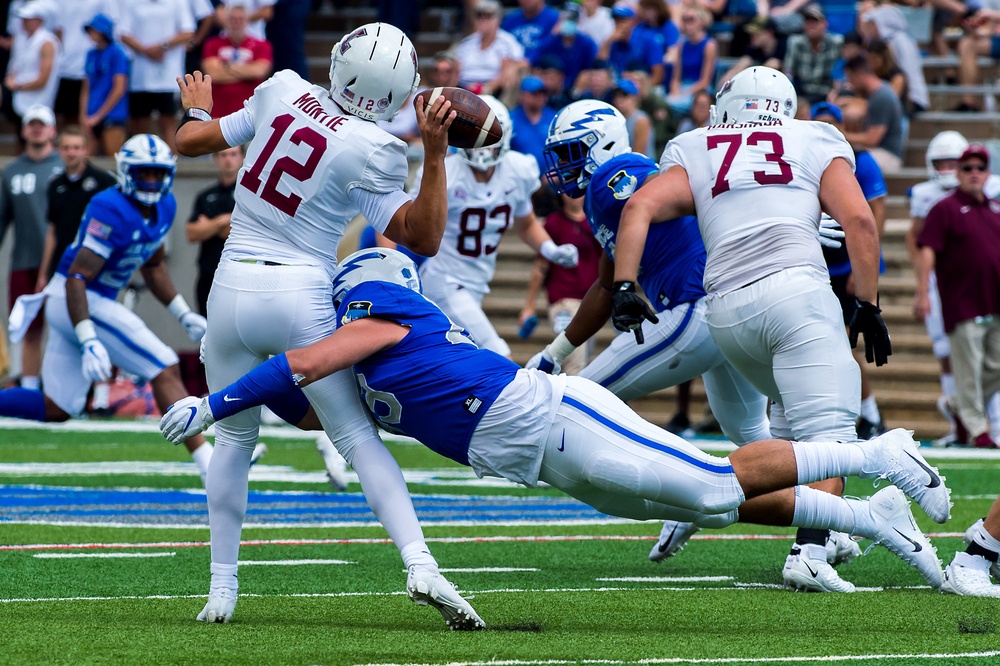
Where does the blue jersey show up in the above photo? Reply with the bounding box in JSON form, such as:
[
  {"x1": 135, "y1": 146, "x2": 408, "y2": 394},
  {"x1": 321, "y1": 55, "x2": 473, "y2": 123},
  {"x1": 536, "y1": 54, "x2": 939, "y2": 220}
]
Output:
[
  {"x1": 56, "y1": 188, "x2": 176, "y2": 299},
  {"x1": 501, "y1": 7, "x2": 560, "y2": 59},
  {"x1": 336, "y1": 281, "x2": 519, "y2": 465},
  {"x1": 584, "y1": 153, "x2": 707, "y2": 311},
  {"x1": 823, "y1": 150, "x2": 887, "y2": 277}
]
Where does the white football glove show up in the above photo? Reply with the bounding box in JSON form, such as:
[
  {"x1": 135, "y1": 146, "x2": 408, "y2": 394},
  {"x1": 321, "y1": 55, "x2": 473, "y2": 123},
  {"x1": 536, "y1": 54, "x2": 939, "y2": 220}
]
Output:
[
  {"x1": 818, "y1": 215, "x2": 845, "y2": 249},
  {"x1": 168, "y1": 294, "x2": 207, "y2": 341},
  {"x1": 160, "y1": 395, "x2": 216, "y2": 444},
  {"x1": 526, "y1": 347, "x2": 561, "y2": 375},
  {"x1": 75, "y1": 319, "x2": 112, "y2": 382},
  {"x1": 540, "y1": 240, "x2": 579, "y2": 268}
]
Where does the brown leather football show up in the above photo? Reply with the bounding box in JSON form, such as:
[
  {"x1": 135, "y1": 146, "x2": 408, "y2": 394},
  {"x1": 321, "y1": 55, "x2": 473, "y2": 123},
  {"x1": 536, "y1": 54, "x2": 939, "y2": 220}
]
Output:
[{"x1": 415, "y1": 87, "x2": 504, "y2": 150}]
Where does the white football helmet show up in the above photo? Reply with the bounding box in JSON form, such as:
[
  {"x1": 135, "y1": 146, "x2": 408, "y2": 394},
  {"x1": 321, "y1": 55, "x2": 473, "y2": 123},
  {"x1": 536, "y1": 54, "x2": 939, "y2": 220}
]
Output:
[
  {"x1": 330, "y1": 23, "x2": 420, "y2": 122},
  {"x1": 461, "y1": 95, "x2": 512, "y2": 171},
  {"x1": 926, "y1": 130, "x2": 969, "y2": 188},
  {"x1": 543, "y1": 99, "x2": 630, "y2": 198},
  {"x1": 332, "y1": 248, "x2": 422, "y2": 308},
  {"x1": 710, "y1": 66, "x2": 797, "y2": 126},
  {"x1": 115, "y1": 134, "x2": 176, "y2": 205}
]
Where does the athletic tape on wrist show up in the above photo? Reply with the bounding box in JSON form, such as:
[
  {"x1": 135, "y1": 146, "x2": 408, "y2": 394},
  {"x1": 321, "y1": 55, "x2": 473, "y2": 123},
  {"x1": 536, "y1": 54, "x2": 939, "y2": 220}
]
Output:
[
  {"x1": 548, "y1": 331, "x2": 577, "y2": 363},
  {"x1": 74, "y1": 319, "x2": 98, "y2": 344},
  {"x1": 167, "y1": 294, "x2": 192, "y2": 320}
]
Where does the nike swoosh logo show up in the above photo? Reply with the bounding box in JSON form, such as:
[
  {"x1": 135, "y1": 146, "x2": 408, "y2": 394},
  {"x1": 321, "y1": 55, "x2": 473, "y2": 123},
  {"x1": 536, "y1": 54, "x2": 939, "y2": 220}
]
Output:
[
  {"x1": 904, "y1": 451, "x2": 940, "y2": 488},
  {"x1": 557, "y1": 430, "x2": 565, "y2": 452},
  {"x1": 893, "y1": 528, "x2": 923, "y2": 552},
  {"x1": 804, "y1": 560, "x2": 818, "y2": 577},
  {"x1": 223, "y1": 395, "x2": 241, "y2": 403},
  {"x1": 183, "y1": 406, "x2": 197, "y2": 432},
  {"x1": 657, "y1": 523, "x2": 680, "y2": 553}
]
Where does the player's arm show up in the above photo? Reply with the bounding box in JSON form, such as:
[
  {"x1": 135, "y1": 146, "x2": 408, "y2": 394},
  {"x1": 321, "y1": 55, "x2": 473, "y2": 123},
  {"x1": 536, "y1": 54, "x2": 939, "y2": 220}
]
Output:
[
  {"x1": 514, "y1": 212, "x2": 579, "y2": 267},
  {"x1": 819, "y1": 157, "x2": 879, "y2": 304},
  {"x1": 382, "y1": 94, "x2": 455, "y2": 256},
  {"x1": 186, "y1": 213, "x2": 232, "y2": 242},
  {"x1": 160, "y1": 318, "x2": 408, "y2": 442},
  {"x1": 913, "y1": 245, "x2": 935, "y2": 321},
  {"x1": 65, "y1": 248, "x2": 114, "y2": 382},
  {"x1": 141, "y1": 246, "x2": 208, "y2": 342},
  {"x1": 174, "y1": 72, "x2": 234, "y2": 156},
  {"x1": 905, "y1": 214, "x2": 925, "y2": 266}
]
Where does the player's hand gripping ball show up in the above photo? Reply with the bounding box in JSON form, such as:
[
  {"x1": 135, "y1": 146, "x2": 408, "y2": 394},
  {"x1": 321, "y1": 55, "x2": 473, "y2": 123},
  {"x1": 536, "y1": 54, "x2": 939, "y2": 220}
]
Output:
[{"x1": 416, "y1": 87, "x2": 504, "y2": 150}]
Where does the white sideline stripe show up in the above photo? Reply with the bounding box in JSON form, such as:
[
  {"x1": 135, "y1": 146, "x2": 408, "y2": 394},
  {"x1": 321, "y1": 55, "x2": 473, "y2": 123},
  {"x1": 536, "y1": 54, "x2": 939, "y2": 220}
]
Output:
[
  {"x1": 354, "y1": 652, "x2": 1000, "y2": 666},
  {"x1": 597, "y1": 576, "x2": 734, "y2": 583},
  {"x1": 33, "y1": 552, "x2": 176, "y2": 559},
  {"x1": 0, "y1": 584, "x2": 943, "y2": 604},
  {"x1": 0, "y1": 518, "x2": 638, "y2": 529},
  {"x1": 1, "y1": 532, "x2": 971, "y2": 552},
  {"x1": 237, "y1": 559, "x2": 353, "y2": 566},
  {"x1": 439, "y1": 567, "x2": 538, "y2": 573}
]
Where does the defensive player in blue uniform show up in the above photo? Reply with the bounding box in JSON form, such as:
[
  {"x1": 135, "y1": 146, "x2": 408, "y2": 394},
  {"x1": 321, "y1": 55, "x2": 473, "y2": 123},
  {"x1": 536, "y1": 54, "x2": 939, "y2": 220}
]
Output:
[
  {"x1": 162, "y1": 248, "x2": 948, "y2": 602},
  {"x1": 1, "y1": 134, "x2": 215, "y2": 482},
  {"x1": 528, "y1": 100, "x2": 771, "y2": 561}
]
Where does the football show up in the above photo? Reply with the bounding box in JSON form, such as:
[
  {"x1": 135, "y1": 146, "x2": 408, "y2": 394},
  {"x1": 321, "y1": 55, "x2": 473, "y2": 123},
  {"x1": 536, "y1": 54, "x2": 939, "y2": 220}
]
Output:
[{"x1": 415, "y1": 87, "x2": 504, "y2": 150}]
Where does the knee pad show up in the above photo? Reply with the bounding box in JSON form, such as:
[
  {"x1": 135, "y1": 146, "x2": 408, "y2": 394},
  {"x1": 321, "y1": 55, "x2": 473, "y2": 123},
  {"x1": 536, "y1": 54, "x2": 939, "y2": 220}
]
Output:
[
  {"x1": 583, "y1": 452, "x2": 642, "y2": 496},
  {"x1": 694, "y1": 509, "x2": 738, "y2": 529}
]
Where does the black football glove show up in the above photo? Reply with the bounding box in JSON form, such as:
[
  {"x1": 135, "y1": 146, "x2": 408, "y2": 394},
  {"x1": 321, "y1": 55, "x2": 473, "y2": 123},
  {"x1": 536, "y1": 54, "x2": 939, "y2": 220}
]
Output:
[
  {"x1": 610, "y1": 281, "x2": 659, "y2": 344},
  {"x1": 849, "y1": 297, "x2": 892, "y2": 366}
]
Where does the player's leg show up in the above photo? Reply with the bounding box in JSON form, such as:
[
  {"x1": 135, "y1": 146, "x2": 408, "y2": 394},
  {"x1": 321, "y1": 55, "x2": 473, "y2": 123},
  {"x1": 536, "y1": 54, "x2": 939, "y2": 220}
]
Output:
[
  {"x1": 943, "y1": 495, "x2": 1000, "y2": 597},
  {"x1": 8, "y1": 268, "x2": 44, "y2": 388},
  {"x1": 700, "y1": 361, "x2": 772, "y2": 446}
]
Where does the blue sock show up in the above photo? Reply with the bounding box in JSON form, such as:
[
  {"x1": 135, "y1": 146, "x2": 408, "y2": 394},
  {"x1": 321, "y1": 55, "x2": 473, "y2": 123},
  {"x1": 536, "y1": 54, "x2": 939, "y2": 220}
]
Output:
[
  {"x1": 0, "y1": 387, "x2": 47, "y2": 421},
  {"x1": 208, "y1": 354, "x2": 300, "y2": 421}
]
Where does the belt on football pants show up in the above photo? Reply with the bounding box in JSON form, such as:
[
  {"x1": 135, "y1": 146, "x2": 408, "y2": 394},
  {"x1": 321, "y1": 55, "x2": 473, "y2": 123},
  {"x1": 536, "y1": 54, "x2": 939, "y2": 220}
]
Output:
[{"x1": 238, "y1": 259, "x2": 285, "y2": 266}]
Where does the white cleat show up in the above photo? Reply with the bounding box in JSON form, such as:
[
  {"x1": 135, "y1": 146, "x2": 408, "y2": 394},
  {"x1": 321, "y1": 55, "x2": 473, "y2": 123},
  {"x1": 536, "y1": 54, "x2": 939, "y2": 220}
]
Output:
[
  {"x1": 316, "y1": 433, "x2": 350, "y2": 491},
  {"x1": 250, "y1": 443, "x2": 268, "y2": 466},
  {"x1": 783, "y1": 543, "x2": 856, "y2": 593},
  {"x1": 941, "y1": 554, "x2": 1000, "y2": 597},
  {"x1": 866, "y1": 486, "x2": 942, "y2": 588},
  {"x1": 197, "y1": 587, "x2": 237, "y2": 623},
  {"x1": 648, "y1": 520, "x2": 700, "y2": 563},
  {"x1": 861, "y1": 428, "x2": 951, "y2": 523},
  {"x1": 826, "y1": 531, "x2": 861, "y2": 567},
  {"x1": 405, "y1": 566, "x2": 485, "y2": 631},
  {"x1": 962, "y1": 518, "x2": 1000, "y2": 580}
]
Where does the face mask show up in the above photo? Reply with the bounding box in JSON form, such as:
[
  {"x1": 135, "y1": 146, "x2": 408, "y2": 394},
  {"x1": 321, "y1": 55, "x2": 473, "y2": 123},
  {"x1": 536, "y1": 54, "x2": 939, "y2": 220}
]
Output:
[{"x1": 559, "y1": 19, "x2": 577, "y2": 37}]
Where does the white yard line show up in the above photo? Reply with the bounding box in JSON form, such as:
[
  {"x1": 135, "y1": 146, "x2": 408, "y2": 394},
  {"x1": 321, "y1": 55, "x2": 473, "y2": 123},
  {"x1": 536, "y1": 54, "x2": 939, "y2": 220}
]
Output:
[
  {"x1": 33, "y1": 552, "x2": 176, "y2": 559},
  {"x1": 353, "y1": 653, "x2": 1000, "y2": 666},
  {"x1": 237, "y1": 559, "x2": 354, "y2": 566}
]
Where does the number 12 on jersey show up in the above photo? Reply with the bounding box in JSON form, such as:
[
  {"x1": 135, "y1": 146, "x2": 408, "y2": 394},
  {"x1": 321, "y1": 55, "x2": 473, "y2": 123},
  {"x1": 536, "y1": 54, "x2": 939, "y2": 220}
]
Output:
[
  {"x1": 707, "y1": 131, "x2": 793, "y2": 198},
  {"x1": 240, "y1": 113, "x2": 327, "y2": 217}
]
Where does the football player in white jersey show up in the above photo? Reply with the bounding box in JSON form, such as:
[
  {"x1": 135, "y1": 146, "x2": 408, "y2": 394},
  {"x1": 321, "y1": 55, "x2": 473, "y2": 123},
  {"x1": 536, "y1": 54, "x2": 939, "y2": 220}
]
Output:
[
  {"x1": 907, "y1": 130, "x2": 1000, "y2": 446},
  {"x1": 614, "y1": 67, "x2": 889, "y2": 593},
  {"x1": 415, "y1": 95, "x2": 579, "y2": 357},
  {"x1": 172, "y1": 24, "x2": 486, "y2": 629}
]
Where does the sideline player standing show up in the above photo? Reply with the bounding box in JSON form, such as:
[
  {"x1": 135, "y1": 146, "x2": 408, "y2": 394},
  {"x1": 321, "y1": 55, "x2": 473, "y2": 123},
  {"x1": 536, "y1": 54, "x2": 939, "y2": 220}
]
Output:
[
  {"x1": 0, "y1": 134, "x2": 214, "y2": 479},
  {"x1": 615, "y1": 67, "x2": 890, "y2": 592},
  {"x1": 171, "y1": 23, "x2": 485, "y2": 628},
  {"x1": 416, "y1": 94, "x2": 579, "y2": 358},
  {"x1": 162, "y1": 248, "x2": 947, "y2": 594}
]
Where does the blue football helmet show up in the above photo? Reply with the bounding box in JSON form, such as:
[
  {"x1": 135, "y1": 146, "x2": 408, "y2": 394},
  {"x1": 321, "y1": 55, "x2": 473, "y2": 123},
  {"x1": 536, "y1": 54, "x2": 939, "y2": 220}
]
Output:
[
  {"x1": 543, "y1": 99, "x2": 630, "y2": 198},
  {"x1": 332, "y1": 248, "x2": 422, "y2": 308},
  {"x1": 116, "y1": 134, "x2": 176, "y2": 205}
]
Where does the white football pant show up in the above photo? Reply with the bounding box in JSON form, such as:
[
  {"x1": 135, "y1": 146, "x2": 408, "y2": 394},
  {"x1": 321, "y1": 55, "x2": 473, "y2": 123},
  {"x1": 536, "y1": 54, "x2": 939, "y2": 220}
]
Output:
[{"x1": 420, "y1": 279, "x2": 511, "y2": 356}]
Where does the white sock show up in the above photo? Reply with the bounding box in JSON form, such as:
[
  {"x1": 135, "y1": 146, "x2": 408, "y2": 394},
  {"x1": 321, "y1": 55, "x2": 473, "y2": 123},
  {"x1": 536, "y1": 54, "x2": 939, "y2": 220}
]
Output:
[
  {"x1": 206, "y1": 443, "x2": 253, "y2": 568},
  {"x1": 791, "y1": 440, "x2": 865, "y2": 485},
  {"x1": 210, "y1": 562, "x2": 239, "y2": 593},
  {"x1": 791, "y1": 485, "x2": 867, "y2": 535},
  {"x1": 941, "y1": 373, "x2": 955, "y2": 397},
  {"x1": 400, "y1": 541, "x2": 439, "y2": 573},
  {"x1": 953, "y1": 551, "x2": 992, "y2": 571},
  {"x1": 21, "y1": 375, "x2": 39, "y2": 390},
  {"x1": 969, "y1": 522, "x2": 1000, "y2": 555},
  {"x1": 191, "y1": 442, "x2": 213, "y2": 484},
  {"x1": 860, "y1": 396, "x2": 880, "y2": 423}
]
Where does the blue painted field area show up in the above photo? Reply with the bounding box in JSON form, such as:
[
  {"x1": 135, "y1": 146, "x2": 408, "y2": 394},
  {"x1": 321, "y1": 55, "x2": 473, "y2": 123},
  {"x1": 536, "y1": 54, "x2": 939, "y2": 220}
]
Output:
[{"x1": 0, "y1": 485, "x2": 613, "y2": 527}]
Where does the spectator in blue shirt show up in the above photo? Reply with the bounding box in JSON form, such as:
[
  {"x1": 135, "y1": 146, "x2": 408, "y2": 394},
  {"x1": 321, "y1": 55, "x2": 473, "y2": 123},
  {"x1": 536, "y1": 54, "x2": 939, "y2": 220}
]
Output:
[
  {"x1": 510, "y1": 75, "x2": 558, "y2": 174},
  {"x1": 600, "y1": 3, "x2": 665, "y2": 87},
  {"x1": 81, "y1": 14, "x2": 129, "y2": 156},
  {"x1": 502, "y1": 0, "x2": 561, "y2": 61},
  {"x1": 531, "y1": 5, "x2": 597, "y2": 92}
]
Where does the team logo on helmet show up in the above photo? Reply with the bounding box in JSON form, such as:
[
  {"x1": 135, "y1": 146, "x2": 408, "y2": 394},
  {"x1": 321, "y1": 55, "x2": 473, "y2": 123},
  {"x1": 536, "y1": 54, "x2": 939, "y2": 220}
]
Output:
[{"x1": 340, "y1": 27, "x2": 367, "y2": 55}]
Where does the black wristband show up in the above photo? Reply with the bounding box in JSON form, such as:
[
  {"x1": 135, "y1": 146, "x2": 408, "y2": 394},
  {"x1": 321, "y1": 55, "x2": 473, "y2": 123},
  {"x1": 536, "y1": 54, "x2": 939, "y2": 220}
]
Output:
[{"x1": 177, "y1": 107, "x2": 212, "y2": 132}]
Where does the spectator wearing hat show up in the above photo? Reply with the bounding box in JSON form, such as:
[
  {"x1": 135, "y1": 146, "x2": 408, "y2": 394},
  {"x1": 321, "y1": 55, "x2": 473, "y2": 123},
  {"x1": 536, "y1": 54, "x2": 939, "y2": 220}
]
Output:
[
  {"x1": 0, "y1": 104, "x2": 63, "y2": 391},
  {"x1": 119, "y1": 0, "x2": 196, "y2": 152},
  {"x1": 51, "y1": 0, "x2": 117, "y2": 128},
  {"x1": 811, "y1": 100, "x2": 890, "y2": 439},
  {"x1": 611, "y1": 78, "x2": 654, "y2": 159},
  {"x1": 577, "y1": 0, "x2": 615, "y2": 48},
  {"x1": 202, "y1": 3, "x2": 273, "y2": 119},
  {"x1": 720, "y1": 15, "x2": 786, "y2": 83},
  {"x1": 600, "y1": 2, "x2": 665, "y2": 87},
  {"x1": 510, "y1": 75, "x2": 557, "y2": 174},
  {"x1": 783, "y1": 3, "x2": 842, "y2": 109},
  {"x1": 80, "y1": 13, "x2": 129, "y2": 156},
  {"x1": 502, "y1": 0, "x2": 561, "y2": 62},
  {"x1": 664, "y1": 4, "x2": 717, "y2": 115},
  {"x1": 841, "y1": 52, "x2": 905, "y2": 174},
  {"x1": 454, "y1": 0, "x2": 525, "y2": 97},
  {"x1": 916, "y1": 145, "x2": 1000, "y2": 449},
  {"x1": 532, "y1": 5, "x2": 598, "y2": 94},
  {"x1": 5, "y1": 4, "x2": 60, "y2": 126}
]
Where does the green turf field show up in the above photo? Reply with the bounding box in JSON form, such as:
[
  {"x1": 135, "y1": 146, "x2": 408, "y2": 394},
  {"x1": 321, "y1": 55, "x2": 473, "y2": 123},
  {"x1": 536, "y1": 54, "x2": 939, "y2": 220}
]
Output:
[{"x1": 1, "y1": 421, "x2": 999, "y2": 666}]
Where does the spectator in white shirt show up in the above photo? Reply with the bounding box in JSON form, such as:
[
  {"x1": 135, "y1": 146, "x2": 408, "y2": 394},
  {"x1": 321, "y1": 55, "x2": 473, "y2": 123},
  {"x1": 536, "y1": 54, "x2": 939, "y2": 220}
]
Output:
[
  {"x1": 577, "y1": 0, "x2": 615, "y2": 48},
  {"x1": 453, "y1": 0, "x2": 525, "y2": 96},
  {"x1": 5, "y1": 4, "x2": 60, "y2": 125}
]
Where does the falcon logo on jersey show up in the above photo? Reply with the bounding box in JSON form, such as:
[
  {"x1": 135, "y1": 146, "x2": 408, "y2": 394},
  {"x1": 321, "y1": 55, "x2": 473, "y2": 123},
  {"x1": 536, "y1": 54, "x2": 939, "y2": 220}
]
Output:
[
  {"x1": 463, "y1": 396, "x2": 483, "y2": 414},
  {"x1": 607, "y1": 170, "x2": 637, "y2": 200},
  {"x1": 341, "y1": 300, "x2": 373, "y2": 325},
  {"x1": 339, "y1": 27, "x2": 367, "y2": 55}
]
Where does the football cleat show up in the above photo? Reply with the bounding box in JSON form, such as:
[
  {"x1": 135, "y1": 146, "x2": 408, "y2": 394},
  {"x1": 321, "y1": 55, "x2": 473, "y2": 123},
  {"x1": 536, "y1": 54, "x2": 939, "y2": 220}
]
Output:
[
  {"x1": 316, "y1": 433, "x2": 350, "y2": 491},
  {"x1": 826, "y1": 531, "x2": 861, "y2": 567},
  {"x1": 648, "y1": 520, "x2": 700, "y2": 563},
  {"x1": 197, "y1": 587, "x2": 237, "y2": 623},
  {"x1": 865, "y1": 486, "x2": 942, "y2": 588},
  {"x1": 941, "y1": 554, "x2": 1000, "y2": 597},
  {"x1": 783, "y1": 543, "x2": 856, "y2": 593},
  {"x1": 860, "y1": 428, "x2": 951, "y2": 523},
  {"x1": 962, "y1": 518, "x2": 1000, "y2": 580},
  {"x1": 406, "y1": 566, "x2": 485, "y2": 631}
]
